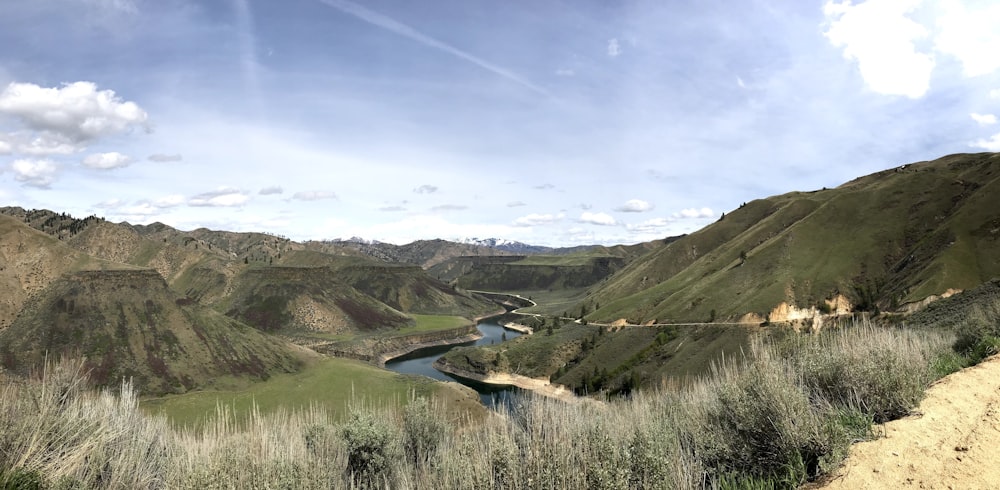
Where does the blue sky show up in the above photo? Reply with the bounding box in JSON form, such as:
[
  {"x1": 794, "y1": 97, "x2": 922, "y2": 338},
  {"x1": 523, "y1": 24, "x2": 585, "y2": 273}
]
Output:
[{"x1": 1, "y1": 0, "x2": 998, "y2": 246}]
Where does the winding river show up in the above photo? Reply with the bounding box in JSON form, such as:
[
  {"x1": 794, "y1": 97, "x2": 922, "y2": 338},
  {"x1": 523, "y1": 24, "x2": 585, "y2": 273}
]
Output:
[{"x1": 384, "y1": 317, "x2": 523, "y2": 406}]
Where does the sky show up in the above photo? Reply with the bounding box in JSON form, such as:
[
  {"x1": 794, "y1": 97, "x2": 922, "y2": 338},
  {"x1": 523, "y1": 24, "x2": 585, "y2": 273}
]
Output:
[{"x1": 0, "y1": 0, "x2": 998, "y2": 247}]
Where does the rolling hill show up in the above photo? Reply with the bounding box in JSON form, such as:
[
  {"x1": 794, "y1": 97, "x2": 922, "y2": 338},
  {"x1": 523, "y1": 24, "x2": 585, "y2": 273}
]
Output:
[
  {"x1": 584, "y1": 152, "x2": 1000, "y2": 324},
  {"x1": 0, "y1": 269, "x2": 307, "y2": 396}
]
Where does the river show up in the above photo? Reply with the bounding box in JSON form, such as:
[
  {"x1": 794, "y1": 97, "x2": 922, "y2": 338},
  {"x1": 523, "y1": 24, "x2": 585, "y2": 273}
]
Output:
[{"x1": 384, "y1": 318, "x2": 523, "y2": 406}]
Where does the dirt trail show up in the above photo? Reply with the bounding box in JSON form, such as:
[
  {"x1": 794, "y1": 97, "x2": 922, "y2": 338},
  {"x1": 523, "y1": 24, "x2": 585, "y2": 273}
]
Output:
[{"x1": 815, "y1": 355, "x2": 1000, "y2": 489}]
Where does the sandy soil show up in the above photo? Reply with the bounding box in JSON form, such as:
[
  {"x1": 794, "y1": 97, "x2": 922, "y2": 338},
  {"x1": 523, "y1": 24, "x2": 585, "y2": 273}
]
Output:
[{"x1": 815, "y1": 355, "x2": 1000, "y2": 490}]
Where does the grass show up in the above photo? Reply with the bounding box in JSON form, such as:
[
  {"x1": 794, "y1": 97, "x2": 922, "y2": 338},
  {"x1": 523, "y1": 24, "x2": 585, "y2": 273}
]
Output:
[
  {"x1": 0, "y1": 320, "x2": 957, "y2": 489},
  {"x1": 390, "y1": 315, "x2": 472, "y2": 337},
  {"x1": 585, "y1": 153, "x2": 1000, "y2": 324},
  {"x1": 511, "y1": 253, "x2": 614, "y2": 267},
  {"x1": 139, "y1": 356, "x2": 476, "y2": 428},
  {"x1": 501, "y1": 288, "x2": 590, "y2": 316}
]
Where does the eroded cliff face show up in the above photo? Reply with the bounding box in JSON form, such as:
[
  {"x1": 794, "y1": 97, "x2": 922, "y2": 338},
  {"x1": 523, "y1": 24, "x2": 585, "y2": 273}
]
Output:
[{"x1": 898, "y1": 288, "x2": 962, "y2": 314}]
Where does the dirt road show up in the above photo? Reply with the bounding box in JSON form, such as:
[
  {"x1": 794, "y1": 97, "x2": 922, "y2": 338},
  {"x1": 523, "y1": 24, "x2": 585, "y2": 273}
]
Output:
[{"x1": 816, "y1": 355, "x2": 1000, "y2": 489}]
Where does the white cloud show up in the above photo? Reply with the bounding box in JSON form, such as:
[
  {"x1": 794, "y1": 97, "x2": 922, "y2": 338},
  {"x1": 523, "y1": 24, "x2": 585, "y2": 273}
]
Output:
[
  {"x1": 16, "y1": 135, "x2": 80, "y2": 156},
  {"x1": 413, "y1": 184, "x2": 438, "y2": 194},
  {"x1": 292, "y1": 190, "x2": 338, "y2": 201},
  {"x1": 82, "y1": 151, "x2": 132, "y2": 169},
  {"x1": 607, "y1": 38, "x2": 621, "y2": 57},
  {"x1": 512, "y1": 213, "x2": 563, "y2": 227},
  {"x1": 672, "y1": 207, "x2": 714, "y2": 219},
  {"x1": 189, "y1": 188, "x2": 250, "y2": 207},
  {"x1": 626, "y1": 217, "x2": 670, "y2": 233},
  {"x1": 824, "y1": 0, "x2": 934, "y2": 98},
  {"x1": 992, "y1": 89, "x2": 1000, "y2": 99},
  {"x1": 152, "y1": 195, "x2": 185, "y2": 208},
  {"x1": 935, "y1": 1, "x2": 1000, "y2": 77},
  {"x1": 94, "y1": 198, "x2": 125, "y2": 209},
  {"x1": 0, "y1": 138, "x2": 10, "y2": 155},
  {"x1": 580, "y1": 211, "x2": 617, "y2": 226},
  {"x1": 971, "y1": 113, "x2": 998, "y2": 125},
  {"x1": 507, "y1": 201, "x2": 526, "y2": 207},
  {"x1": 431, "y1": 204, "x2": 467, "y2": 211},
  {"x1": 148, "y1": 153, "x2": 182, "y2": 162},
  {"x1": 0, "y1": 81, "x2": 149, "y2": 144},
  {"x1": 379, "y1": 205, "x2": 406, "y2": 212},
  {"x1": 259, "y1": 186, "x2": 283, "y2": 195},
  {"x1": 10, "y1": 158, "x2": 59, "y2": 188},
  {"x1": 971, "y1": 132, "x2": 1000, "y2": 151},
  {"x1": 615, "y1": 199, "x2": 654, "y2": 213}
]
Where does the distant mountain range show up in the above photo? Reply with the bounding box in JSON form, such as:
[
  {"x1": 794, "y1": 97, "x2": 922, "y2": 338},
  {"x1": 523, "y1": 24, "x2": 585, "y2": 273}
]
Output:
[{"x1": 454, "y1": 237, "x2": 555, "y2": 254}]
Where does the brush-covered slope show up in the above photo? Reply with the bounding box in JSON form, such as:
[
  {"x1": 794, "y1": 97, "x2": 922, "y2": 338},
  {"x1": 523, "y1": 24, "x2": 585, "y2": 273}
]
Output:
[
  {"x1": 217, "y1": 266, "x2": 414, "y2": 334},
  {"x1": 439, "y1": 254, "x2": 628, "y2": 291},
  {"x1": 0, "y1": 215, "x2": 134, "y2": 330},
  {"x1": 0, "y1": 269, "x2": 306, "y2": 395},
  {"x1": 427, "y1": 243, "x2": 655, "y2": 289},
  {"x1": 215, "y1": 260, "x2": 496, "y2": 334},
  {"x1": 588, "y1": 152, "x2": 1000, "y2": 323}
]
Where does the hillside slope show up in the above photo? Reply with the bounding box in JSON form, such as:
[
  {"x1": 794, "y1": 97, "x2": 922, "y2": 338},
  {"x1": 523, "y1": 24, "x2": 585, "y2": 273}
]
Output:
[
  {"x1": 0, "y1": 269, "x2": 306, "y2": 395},
  {"x1": 588, "y1": 152, "x2": 1000, "y2": 323},
  {"x1": 0, "y1": 215, "x2": 134, "y2": 330}
]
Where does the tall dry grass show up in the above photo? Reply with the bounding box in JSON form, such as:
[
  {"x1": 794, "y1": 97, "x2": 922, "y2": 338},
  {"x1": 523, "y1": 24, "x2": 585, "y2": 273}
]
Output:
[{"x1": 0, "y1": 320, "x2": 953, "y2": 489}]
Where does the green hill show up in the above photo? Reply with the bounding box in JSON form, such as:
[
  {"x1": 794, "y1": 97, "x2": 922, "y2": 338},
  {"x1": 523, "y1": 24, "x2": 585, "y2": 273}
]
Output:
[
  {"x1": 587, "y1": 152, "x2": 1000, "y2": 324},
  {"x1": 0, "y1": 269, "x2": 306, "y2": 396}
]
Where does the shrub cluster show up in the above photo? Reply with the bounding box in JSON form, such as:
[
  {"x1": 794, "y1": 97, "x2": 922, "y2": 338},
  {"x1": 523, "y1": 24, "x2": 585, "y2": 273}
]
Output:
[{"x1": 0, "y1": 321, "x2": 953, "y2": 489}]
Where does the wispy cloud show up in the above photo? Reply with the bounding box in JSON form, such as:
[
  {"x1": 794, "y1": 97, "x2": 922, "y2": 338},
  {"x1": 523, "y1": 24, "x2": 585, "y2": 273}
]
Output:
[
  {"x1": 413, "y1": 184, "x2": 438, "y2": 194},
  {"x1": 148, "y1": 153, "x2": 182, "y2": 162},
  {"x1": 615, "y1": 199, "x2": 654, "y2": 213},
  {"x1": 259, "y1": 186, "x2": 284, "y2": 195},
  {"x1": 293, "y1": 190, "x2": 338, "y2": 201},
  {"x1": 607, "y1": 38, "x2": 621, "y2": 57},
  {"x1": 318, "y1": 0, "x2": 547, "y2": 95},
  {"x1": 512, "y1": 213, "x2": 563, "y2": 227},
  {"x1": 189, "y1": 187, "x2": 250, "y2": 207},
  {"x1": 431, "y1": 204, "x2": 467, "y2": 212},
  {"x1": 580, "y1": 211, "x2": 617, "y2": 226},
  {"x1": 971, "y1": 113, "x2": 997, "y2": 125},
  {"x1": 82, "y1": 151, "x2": 132, "y2": 170}
]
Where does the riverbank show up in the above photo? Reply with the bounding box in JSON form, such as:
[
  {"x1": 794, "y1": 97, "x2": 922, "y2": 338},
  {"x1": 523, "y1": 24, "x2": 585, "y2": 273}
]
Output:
[
  {"x1": 377, "y1": 330, "x2": 483, "y2": 366},
  {"x1": 502, "y1": 322, "x2": 534, "y2": 334},
  {"x1": 433, "y1": 358, "x2": 588, "y2": 404}
]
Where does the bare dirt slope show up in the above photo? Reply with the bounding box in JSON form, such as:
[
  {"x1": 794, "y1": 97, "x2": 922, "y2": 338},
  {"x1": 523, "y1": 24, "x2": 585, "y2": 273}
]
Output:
[{"x1": 816, "y1": 355, "x2": 1000, "y2": 489}]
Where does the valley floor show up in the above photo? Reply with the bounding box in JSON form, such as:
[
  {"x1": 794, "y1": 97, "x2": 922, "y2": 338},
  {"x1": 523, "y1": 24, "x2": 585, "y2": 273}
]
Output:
[{"x1": 814, "y1": 354, "x2": 1000, "y2": 490}]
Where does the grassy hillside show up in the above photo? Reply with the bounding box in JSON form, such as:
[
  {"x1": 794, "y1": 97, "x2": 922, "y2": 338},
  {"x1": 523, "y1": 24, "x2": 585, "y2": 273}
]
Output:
[
  {"x1": 432, "y1": 253, "x2": 627, "y2": 291},
  {"x1": 0, "y1": 215, "x2": 134, "y2": 330},
  {"x1": 587, "y1": 152, "x2": 1000, "y2": 324},
  {"x1": 0, "y1": 270, "x2": 306, "y2": 396}
]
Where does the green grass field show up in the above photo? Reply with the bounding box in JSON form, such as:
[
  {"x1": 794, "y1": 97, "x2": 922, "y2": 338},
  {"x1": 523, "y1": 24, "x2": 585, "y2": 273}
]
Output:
[{"x1": 140, "y1": 356, "x2": 480, "y2": 428}]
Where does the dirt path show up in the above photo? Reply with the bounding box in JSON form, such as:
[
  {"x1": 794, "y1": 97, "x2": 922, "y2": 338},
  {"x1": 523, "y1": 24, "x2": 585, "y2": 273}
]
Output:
[{"x1": 815, "y1": 355, "x2": 1000, "y2": 489}]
